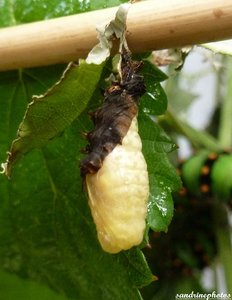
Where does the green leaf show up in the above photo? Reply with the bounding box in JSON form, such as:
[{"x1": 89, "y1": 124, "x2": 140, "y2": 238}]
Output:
[
  {"x1": 0, "y1": 65, "x2": 153, "y2": 300},
  {"x1": 3, "y1": 62, "x2": 104, "y2": 177},
  {"x1": 0, "y1": 0, "x2": 127, "y2": 27},
  {"x1": 202, "y1": 40, "x2": 232, "y2": 56},
  {"x1": 0, "y1": 0, "x2": 156, "y2": 299},
  {"x1": 123, "y1": 249, "x2": 156, "y2": 288},
  {"x1": 0, "y1": 124, "x2": 153, "y2": 300},
  {"x1": 140, "y1": 60, "x2": 168, "y2": 115},
  {"x1": 143, "y1": 60, "x2": 168, "y2": 83},
  {"x1": 0, "y1": 0, "x2": 17, "y2": 27},
  {"x1": 0, "y1": 65, "x2": 66, "y2": 162},
  {"x1": 138, "y1": 111, "x2": 181, "y2": 232},
  {"x1": 89, "y1": 0, "x2": 127, "y2": 11},
  {"x1": 0, "y1": 270, "x2": 68, "y2": 300}
]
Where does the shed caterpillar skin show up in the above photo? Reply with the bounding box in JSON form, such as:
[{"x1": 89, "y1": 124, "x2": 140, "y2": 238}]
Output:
[
  {"x1": 86, "y1": 117, "x2": 149, "y2": 253},
  {"x1": 80, "y1": 53, "x2": 149, "y2": 253},
  {"x1": 80, "y1": 54, "x2": 145, "y2": 177}
]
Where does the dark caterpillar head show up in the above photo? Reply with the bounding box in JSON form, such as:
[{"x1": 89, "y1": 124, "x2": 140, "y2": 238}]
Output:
[
  {"x1": 80, "y1": 136, "x2": 120, "y2": 177},
  {"x1": 80, "y1": 152, "x2": 103, "y2": 177}
]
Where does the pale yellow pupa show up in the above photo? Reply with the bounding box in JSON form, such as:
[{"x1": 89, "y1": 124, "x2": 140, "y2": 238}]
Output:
[{"x1": 86, "y1": 117, "x2": 149, "y2": 253}]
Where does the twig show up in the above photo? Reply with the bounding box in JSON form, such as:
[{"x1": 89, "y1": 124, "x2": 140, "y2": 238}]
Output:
[
  {"x1": 218, "y1": 57, "x2": 232, "y2": 148},
  {"x1": 0, "y1": 0, "x2": 232, "y2": 70}
]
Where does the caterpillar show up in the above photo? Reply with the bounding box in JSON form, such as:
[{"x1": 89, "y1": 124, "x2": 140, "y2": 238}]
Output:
[{"x1": 80, "y1": 53, "x2": 149, "y2": 253}]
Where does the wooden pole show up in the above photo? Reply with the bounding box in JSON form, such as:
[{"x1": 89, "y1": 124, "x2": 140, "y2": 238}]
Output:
[{"x1": 0, "y1": 0, "x2": 232, "y2": 71}]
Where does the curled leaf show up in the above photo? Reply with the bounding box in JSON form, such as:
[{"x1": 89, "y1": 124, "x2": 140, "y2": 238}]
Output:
[{"x1": 2, "y1": 61, "x2": 104, "y2": 177}]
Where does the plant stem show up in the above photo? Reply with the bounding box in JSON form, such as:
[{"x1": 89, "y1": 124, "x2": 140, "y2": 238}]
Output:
[
  {"x1": 218, "y1": 57, "x2": 232, "y2": 148},
  {"x1": 161, "y1": 65, "x2": 221, "y2": 152},
  {"x1": 215, "y1": 56, "x2": 232, "y2": 295},
  {"x1": 213, "y1": 203, "x2": 232, "y2": 295},
  {"x1": 159, "y1": 110, "x2": 221, "y2": 151}
]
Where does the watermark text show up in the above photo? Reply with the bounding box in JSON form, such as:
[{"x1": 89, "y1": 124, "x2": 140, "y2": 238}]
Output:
[{"x1": 176, "y1": 291, "x2": 231, "y2": 300}]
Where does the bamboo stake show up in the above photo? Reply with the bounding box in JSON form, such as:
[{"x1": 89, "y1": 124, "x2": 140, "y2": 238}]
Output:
[{"x1": 0, "y1": 0, "x2": 232, "y2": 71}]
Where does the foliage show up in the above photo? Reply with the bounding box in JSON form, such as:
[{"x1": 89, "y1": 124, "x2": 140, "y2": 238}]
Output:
[
  {"x1": 2, "y1": 62, "x2": 104, "y2": 177},
  {"x1": 142, "y1": 54, "x2": 232, "y2": 298},
  {"x1": 0, "y1": 1, "x2": 181, "y2": 299},
  {"x1": 202, "y1": 40, "x2": 232, "y2": 56}
]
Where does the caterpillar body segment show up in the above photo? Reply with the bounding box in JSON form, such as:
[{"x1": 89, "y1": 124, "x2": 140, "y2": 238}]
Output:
[
  {"x1": 80, "y1": 90, "x2": 138, "y2": 177},
  {"x1": 86, "y1": 117, "x2": 149, "y2": 253}
]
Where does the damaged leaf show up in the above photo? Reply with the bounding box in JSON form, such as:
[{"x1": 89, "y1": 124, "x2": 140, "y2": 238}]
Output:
[{"x1": 2, "y1": 62, "x2": 104, "y2": 177}]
